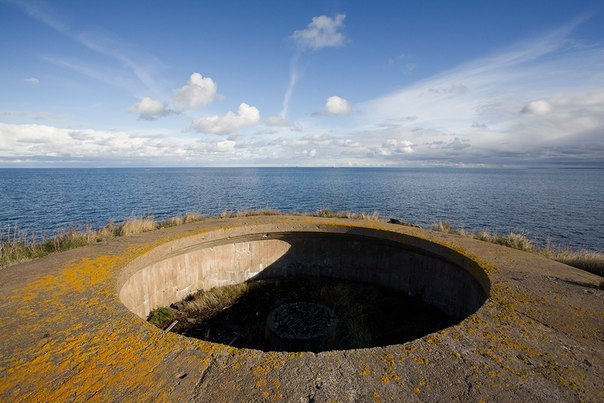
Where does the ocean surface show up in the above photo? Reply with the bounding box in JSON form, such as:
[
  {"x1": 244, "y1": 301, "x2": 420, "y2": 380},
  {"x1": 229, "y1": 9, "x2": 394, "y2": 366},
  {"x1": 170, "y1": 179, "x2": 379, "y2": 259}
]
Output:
[{"x1": 0, "y1": 167, "x2": 602, "y2": 251}]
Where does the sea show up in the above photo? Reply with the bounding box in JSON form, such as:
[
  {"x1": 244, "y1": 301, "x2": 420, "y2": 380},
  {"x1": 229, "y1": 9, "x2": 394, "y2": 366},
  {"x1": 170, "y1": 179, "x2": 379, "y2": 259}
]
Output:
[{"x1": 0, "y1": 167, "x2": 602, "y2": 251}]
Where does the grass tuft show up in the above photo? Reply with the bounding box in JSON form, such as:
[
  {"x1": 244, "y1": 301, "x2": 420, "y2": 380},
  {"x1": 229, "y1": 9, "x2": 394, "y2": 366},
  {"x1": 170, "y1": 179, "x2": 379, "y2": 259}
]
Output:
[
  {"x1": 184, "y1": 211, "x2": 204, "y2": 223},
  {"x1": 433, "y1": 220, "x2": 453, "y2": 234},
  {"x1": 147, "y1": 307, "x2": 175, "y2": 328},
  {"x1": 173, "y1": 283, "x2": 249, "y2": 319},
  {"x1": 220, "y1": 209, "x2": 281, "y2": 218},
  {"x1": 161, "y1": 216, "x2": 184, "y2": 227},
  {"x1": 315, "y1": 209, "x2": 380, "y2": 220},
  {"x1": 542, "y1": 247, "x2": 604, "y2": 276},
  {"x1": 432, "y1": 220, "x2": 603, "y2": 276},
  {"x1": 118, "y1": 217, "x2": 158, "y2": 236}
]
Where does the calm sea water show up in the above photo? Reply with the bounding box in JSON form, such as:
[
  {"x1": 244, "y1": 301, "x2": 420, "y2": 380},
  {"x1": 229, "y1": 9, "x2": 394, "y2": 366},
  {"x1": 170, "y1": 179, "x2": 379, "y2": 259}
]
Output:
[{"x1": 0, "y1": 168, "x2": 602, "y2": 251}]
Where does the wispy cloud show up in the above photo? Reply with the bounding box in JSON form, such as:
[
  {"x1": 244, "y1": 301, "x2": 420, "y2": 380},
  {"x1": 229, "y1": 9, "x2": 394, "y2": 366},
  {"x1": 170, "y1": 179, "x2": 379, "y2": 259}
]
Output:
[
  {"x1": 9, "y1": 0, "x2": 164, "y2": 97},
  {"x1": 23, "y1": 77, "x2": 40, "y2": 86},
  {"x1": 355, "y1": 18, "x2": 604, "y2": 165},
  {"x1": 281, "y1": 14, "x2": 347, "y2": 119}
]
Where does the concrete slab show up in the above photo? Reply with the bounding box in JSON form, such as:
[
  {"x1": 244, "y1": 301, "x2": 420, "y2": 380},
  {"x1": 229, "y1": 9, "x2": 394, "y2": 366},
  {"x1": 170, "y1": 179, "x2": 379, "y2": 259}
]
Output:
[{"x1": 0, "y1": 216, "x2": 602, "y2": 401}]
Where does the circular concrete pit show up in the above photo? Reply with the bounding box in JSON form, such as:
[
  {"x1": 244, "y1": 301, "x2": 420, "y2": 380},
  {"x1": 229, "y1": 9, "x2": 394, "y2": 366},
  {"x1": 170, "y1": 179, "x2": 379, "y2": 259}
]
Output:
[
  {"x1": 120, "y1": 231, "x2": 489, "y2": 352},
  {"x1": 0, "y1": 216, "x2": 602, "y2": 401}
]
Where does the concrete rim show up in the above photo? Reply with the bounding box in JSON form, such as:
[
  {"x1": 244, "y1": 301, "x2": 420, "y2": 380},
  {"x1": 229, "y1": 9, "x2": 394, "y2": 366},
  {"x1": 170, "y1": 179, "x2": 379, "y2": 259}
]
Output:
[{"x1": 0, "y1": 215, "x2": 602, "y2": 401}]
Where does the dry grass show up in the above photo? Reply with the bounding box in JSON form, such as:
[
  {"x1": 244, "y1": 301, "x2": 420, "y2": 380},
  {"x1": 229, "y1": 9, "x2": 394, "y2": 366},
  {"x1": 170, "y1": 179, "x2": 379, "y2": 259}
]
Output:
[
  {"x1": 2, "y1": 211, "x2": 602, "y2": 279},
  {"x1": 118, "y1": 217, "x2": 158, "y2": 236},
  {"x1": 0, "y1": 213, "x2": 196, "y2": 269},
  {"x1": 220, "y1": 209, "x2": 281, "y2": 218},
  {"x1": 542, "y1": 247, "x2": 604, "y2": 276},
  {"x1": 432, "y1": 220, "x2": 603, "y2": 276},
  {"x1": 433, "y1": 220, "x2": 453, "y2": 234},
  {"x1": 0, "y1": 225, "x2": 100, "y2": 268},
  {"x1": 161, "y1": 216, "x2": 184, "y2": 227},
  {"x1": 184, "y1": 211, "x2": 203, "y2": 223},
  {"x1": 175, "y1": 283, "x2": 250, "y2": 319},
  {"x1": 160, "y1": 212, "x2": 204, "y2": 227},
  {"x1": 315, "y1": 209, "x2": 380, "y2": 221}
]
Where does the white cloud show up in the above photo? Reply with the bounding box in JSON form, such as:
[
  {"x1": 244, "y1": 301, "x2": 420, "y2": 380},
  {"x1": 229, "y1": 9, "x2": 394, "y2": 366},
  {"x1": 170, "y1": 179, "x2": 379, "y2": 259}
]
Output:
[
  {"x1": 128, "y1": 97, "x2": 171, "y2": 120},
  {"x1": 325, "y1": 96, "x2": 351, "y2": 115},
  {"x1": 281, "y1": 14, "x2": 346, "y2": 119},
  {"x1": 0, "y1": 123, "x2": 191, "y2": 163},
  {"x1": 292, "y1": 14, "x2": 346, "y2": 50},
  {"x1": 356, "y1": 21, "x2": 604, "y2": 165},
  {"x1": 521, "y1": 100, "x2": 552, "y2": 115},
  {"x1": 191, "y1": 103, "x2": 260, "y2": 134},
  {"x1": 385, "y1": 139, "x2": 414, "y2": 154},
  {"x1": 173, "y1": 73, "x2": 217, "y2": 110},
  {"x1": 216, "y1": 140, "x2": 236, "y2": 152},
  {"x1": 24, "y1": 77, "x2": 40, "y2": 86}
]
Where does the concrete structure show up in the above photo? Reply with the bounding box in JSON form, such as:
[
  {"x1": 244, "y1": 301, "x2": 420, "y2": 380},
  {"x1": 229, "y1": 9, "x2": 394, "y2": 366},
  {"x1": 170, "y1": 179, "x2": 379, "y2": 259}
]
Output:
[{"x1": 0, "y1": 215, "x2": 602, "y2": 401}]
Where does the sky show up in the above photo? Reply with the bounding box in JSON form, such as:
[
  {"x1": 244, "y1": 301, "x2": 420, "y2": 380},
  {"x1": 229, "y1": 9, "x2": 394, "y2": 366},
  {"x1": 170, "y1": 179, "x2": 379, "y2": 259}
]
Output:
[{"x1": 0, "y1": 0, "x2": 603, "y2": 168}]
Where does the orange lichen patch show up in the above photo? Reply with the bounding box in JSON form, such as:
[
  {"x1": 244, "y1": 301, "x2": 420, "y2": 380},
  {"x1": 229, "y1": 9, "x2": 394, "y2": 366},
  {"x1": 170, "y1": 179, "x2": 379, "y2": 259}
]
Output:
[
  {"x1": 12, "y1": 254, "x2": 121, "y2": 303},
  {"x1": 425, "y1": 335, "x2": 443, "y2": 345},
  {"x1": 0, "y1": 326, "x2": 191, "y2": 400},
  {"x1": 414, "y1": 357, "x2": 428, "y2": 365},
  {"x1": 252, "y1": 365, "x2": 271, "y2": 377},
  {"x1": 358, "y1": 364, "x2": 371, "y2": 376}
]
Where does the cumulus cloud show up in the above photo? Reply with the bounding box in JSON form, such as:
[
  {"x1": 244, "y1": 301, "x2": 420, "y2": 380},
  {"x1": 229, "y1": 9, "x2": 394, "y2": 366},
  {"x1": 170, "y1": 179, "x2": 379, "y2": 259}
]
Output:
[
  {"x1": 521, "y1": 100, "x2": 552, "y2": 115},
  {"x1": 173, "y1": 73, "x2": 217, "y2": 110},
  {"x1": 24, "y1": 77, "x2": 40, "y2": 86},
  {"x1": 292, "y1": 14, "x2": 346, "y2": 50},
  {"x1": 128, "y1": 97, "x2": 171, "y2": 120},
  {"x1": 191, "y1": 103, "x2": 260, "y2": 134},
  {"x1": 325, "y1": 96, "x2": 351, "y2": 115}
]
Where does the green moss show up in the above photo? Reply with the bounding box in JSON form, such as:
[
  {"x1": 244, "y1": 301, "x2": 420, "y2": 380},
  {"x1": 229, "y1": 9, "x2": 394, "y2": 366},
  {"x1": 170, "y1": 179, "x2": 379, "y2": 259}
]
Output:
[{"x1": 147, "y1": 307, "x2": 174, "y2": 328}]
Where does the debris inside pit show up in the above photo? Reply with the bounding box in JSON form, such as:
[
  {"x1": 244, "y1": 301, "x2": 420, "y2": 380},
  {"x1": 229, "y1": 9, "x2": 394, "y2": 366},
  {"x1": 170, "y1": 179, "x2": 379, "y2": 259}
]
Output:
[{"x1": 148, "y1": 277, "x2": 457, "y2": 352}]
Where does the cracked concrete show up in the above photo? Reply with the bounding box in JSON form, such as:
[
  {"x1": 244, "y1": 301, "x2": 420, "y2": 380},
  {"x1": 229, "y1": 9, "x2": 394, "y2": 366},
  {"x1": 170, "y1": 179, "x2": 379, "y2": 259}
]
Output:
[{"x1": 0, "y1": 215, "x2": 602, "y2": 401}]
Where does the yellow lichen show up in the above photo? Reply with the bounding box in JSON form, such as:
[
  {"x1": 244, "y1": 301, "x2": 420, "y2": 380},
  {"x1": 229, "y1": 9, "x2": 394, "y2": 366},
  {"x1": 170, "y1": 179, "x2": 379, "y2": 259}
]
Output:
[{"x1": 358, "y1": 364, "x2": 371, "y2": 376}]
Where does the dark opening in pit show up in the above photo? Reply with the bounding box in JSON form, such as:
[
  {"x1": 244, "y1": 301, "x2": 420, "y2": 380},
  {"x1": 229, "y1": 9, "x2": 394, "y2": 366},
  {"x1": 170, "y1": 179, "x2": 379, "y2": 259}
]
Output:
[{"x1": 149, "y1": 277, "x2": 458, "y2": 352}]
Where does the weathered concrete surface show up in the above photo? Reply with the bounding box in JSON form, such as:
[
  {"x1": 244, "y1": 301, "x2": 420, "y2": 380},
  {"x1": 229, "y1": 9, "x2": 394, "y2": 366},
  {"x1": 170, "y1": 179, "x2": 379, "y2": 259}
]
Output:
[
  {"x1": 118, "y1": 229, "x2": 488, "y2": 320},
  {"x1": 0, "y1": 216, "x2": 602, "y2": 402}
]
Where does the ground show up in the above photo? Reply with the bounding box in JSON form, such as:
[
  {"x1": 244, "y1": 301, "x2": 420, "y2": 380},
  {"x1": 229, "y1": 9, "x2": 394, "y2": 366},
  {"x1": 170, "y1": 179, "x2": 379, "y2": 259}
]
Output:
[{"x1": 0, "y1": 216, "x2": 602, "y2": 401}]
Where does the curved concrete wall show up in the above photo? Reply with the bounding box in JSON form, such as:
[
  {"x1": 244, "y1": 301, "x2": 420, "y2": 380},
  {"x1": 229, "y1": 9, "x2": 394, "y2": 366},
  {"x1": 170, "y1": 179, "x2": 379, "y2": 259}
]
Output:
[{"x1": 119, "y1": 225, "x2": 489, "y2": 320}]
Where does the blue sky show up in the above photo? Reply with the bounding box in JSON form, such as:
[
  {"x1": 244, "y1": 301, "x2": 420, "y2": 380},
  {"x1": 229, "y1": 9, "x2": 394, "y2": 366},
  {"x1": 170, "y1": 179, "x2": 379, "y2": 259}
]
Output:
[{"x1": 1, "y1": 0, "x2": 603, "y2": 167}]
